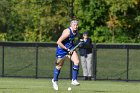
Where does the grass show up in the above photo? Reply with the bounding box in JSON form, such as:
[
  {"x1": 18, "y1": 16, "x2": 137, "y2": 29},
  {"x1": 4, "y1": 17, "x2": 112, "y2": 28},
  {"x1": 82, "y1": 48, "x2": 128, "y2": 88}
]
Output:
[{"x1": 0, "y1": 78, "x2": 140, "y2": 93}]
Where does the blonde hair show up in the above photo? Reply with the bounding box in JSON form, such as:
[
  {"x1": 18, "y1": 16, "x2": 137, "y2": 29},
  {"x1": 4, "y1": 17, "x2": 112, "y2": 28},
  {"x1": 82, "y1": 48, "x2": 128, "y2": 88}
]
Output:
[{"x1": 70, "y1": 20, "x2": 78, "y2": 25}]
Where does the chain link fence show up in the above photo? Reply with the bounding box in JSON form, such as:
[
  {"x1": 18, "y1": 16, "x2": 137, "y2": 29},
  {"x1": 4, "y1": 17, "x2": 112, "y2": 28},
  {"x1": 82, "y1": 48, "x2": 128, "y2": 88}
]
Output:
[{"x1": 0, "y1": 42, "x2": 140, "y2": 81}]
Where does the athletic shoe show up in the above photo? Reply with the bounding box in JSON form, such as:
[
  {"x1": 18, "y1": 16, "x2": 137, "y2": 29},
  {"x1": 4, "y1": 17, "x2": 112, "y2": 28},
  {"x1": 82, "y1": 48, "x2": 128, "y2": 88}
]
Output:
[
  {"x1": 71, "y1": 79, "x2": 80, "y2": 86},
  {"x1": 84, "y1": 76, "x2": 88, "y2": 80},
  {"x1": 88, "y1": 76, "x2": 92, "y2": 80},
  {"x1": 52, "y1": 79, "x2": 58, "y2": 90}
]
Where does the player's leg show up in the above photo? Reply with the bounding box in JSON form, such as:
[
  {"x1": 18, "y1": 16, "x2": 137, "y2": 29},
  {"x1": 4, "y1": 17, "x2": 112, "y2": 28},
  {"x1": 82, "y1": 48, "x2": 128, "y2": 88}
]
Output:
[
  {"x1": 80, "y1": 56, "x2": 88, "y2": 80},
  {"x1": 69, "y1": 51, "x2": 80, "y2": 85},
  {"x1": 86, "y1": 53, "x2": 93, "y2": 80},
  {"x1": 52, "y1": 58, "x2": 65, "y2": 90},
  {"x1": 53, "y1": 58, "x2": 65, "y2": 81}
]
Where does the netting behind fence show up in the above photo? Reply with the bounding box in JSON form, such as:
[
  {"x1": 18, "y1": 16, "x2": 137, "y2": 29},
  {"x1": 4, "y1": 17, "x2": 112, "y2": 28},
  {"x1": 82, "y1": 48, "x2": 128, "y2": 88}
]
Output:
[
  {"x1": 4, "y1": 47, "x2": 36, "y2": 77},
  {"x1": 96, "y1": 49, "x2": 127, "y2": 80},
  {"x1": 129, "y1": 49, "x2": 140, "y2": 80},
  {"x1": 1, "y1": 42, "x2": 140, "y2": 81},
  {"x1": 1, "y1": 45, "x2": 83, "y2": 78}
]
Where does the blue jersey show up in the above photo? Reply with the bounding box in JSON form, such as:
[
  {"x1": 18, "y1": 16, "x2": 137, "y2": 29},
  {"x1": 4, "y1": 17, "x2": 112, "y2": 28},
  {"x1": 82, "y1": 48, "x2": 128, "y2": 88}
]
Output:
[{"x1": 56, "y1": 27, "x2": 77, "y2": 58}]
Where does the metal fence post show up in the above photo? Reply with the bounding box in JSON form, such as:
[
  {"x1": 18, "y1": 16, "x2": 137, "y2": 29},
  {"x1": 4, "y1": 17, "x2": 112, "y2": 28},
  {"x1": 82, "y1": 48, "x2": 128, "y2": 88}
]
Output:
[
  {"x1": 35, "y1": 44, "x2": 38, "y2": 79},
  {"x1": 2, "y1": 46, "x2": 4, "y2": 77},
  {"x1": 126, "y1": 48, "x2": 129, "y2": 81},
  {"x1": 93, "y1": 43, "x2": 97, "y2": 80},
  {"x1": 70, "y1": 60, "x2": 72, "y2": 80}
]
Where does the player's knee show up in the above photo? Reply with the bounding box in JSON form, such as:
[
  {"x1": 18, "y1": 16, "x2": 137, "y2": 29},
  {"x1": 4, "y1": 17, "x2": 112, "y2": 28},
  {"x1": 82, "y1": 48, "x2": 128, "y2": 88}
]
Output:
[
  {"x1": 56, "y1": 65, "x2": 62, "y2": 70},
  {"x1": 55, "y1": 61, "x2": 64, "y2": 66},
  {"x1": 56, "y1": 63, "x2": 64, "y2": 70}
]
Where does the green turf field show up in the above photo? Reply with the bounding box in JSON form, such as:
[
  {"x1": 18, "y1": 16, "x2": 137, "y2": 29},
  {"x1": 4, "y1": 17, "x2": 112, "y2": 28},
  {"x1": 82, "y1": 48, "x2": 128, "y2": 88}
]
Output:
[{"x1": 0, "y1": 78, "x2": 140, "y2": 93}]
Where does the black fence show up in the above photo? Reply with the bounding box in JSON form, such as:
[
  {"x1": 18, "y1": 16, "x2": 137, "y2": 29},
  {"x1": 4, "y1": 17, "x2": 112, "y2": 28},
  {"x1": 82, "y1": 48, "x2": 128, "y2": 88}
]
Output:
[
  {"x1": 0, "y1": 42, "x2": 140, "y2": 81},
  {"x1": 93, "y1": 44, "x2": 140, "y2": 81}
]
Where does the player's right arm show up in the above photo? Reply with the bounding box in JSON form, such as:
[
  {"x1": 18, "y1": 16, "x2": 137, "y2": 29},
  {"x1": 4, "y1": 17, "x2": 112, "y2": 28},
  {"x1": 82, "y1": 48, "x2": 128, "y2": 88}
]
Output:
[{"x1": 56, "y1": 29, "x2": 70, "y2": 50}]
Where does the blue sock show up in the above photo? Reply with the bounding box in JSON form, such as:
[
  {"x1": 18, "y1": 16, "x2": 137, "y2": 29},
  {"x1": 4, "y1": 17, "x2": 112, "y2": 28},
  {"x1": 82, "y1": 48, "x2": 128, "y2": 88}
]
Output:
[
  {"x1": 53, "y1": 67, "x2": 60, "y2": 81},
  {"x1": 72, "y1": 65, "x2": 79, "y2": 80}
]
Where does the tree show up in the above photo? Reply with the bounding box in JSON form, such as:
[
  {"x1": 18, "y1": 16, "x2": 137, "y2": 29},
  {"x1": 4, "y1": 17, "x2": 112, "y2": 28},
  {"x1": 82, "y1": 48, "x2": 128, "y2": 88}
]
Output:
[
  {"x1": 0, "y1": 0, "x2": 10, "y2": 41},
  {"x1": 0, "y1": 0, "x2": 140, "y2": 43},
  {"x1": 74, "y1": 0, "x2": 109, "y2": 42},
  {"x1": 105, "y1": 0, "x2": 140, "y2": 42},
  {"x1": 6, "y1": 0, "x2": 70, "y2": 42}
]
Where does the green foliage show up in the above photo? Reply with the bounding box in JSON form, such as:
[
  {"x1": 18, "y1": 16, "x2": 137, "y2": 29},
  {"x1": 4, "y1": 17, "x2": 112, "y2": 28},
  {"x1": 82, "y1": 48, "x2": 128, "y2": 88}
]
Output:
[
  {"x1": 1, "y1": 0, "x2": 70, "y2": 42},
  {"x1": 105, "y1": 0, "x2": 140, "y2": 43},
  {"x1": 0, "y1": 0, "x2": 10, "y2": 34},
  {"x1": 0, "y1": 33, "x2": 7, "y2": 41},
  {"x1": 0, "y1": 0, "x2": 140, "y2": 43},
  {"x1": 74, "y1": 0, "x2": 108, "y2": 34},
  {"x1": 92, "y1": 26, "x2": 110, "y2": 43}
]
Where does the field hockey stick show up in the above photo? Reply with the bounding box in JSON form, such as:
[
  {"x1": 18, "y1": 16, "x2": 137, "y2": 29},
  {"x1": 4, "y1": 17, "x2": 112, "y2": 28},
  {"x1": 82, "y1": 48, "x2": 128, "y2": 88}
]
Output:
[
  {"x1": 69, "y1": 40, "x2": 84, "y2": 53},
  {"x1": 66, "y1": 40, "x2": 84, "y2": 55}
]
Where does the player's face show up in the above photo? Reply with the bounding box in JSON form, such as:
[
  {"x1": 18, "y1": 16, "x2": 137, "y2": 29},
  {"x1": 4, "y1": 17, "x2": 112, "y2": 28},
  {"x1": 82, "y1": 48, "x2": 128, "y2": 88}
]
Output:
[{"x1": 71, "y1": 23, "x2": 78, "y2": 31}]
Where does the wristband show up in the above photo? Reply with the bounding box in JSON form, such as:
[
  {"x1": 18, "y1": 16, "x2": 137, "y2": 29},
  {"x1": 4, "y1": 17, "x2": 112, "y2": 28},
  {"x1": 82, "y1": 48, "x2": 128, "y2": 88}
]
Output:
[{"x1": 66, "y1": 48, "x2": 70, "y2": 52}]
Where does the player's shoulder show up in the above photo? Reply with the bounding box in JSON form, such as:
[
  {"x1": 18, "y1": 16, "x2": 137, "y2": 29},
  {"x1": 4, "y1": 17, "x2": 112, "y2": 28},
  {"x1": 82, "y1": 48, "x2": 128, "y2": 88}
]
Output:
[{"x1": 63, "y1": 28, "x2": 70, "y2": 34}]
